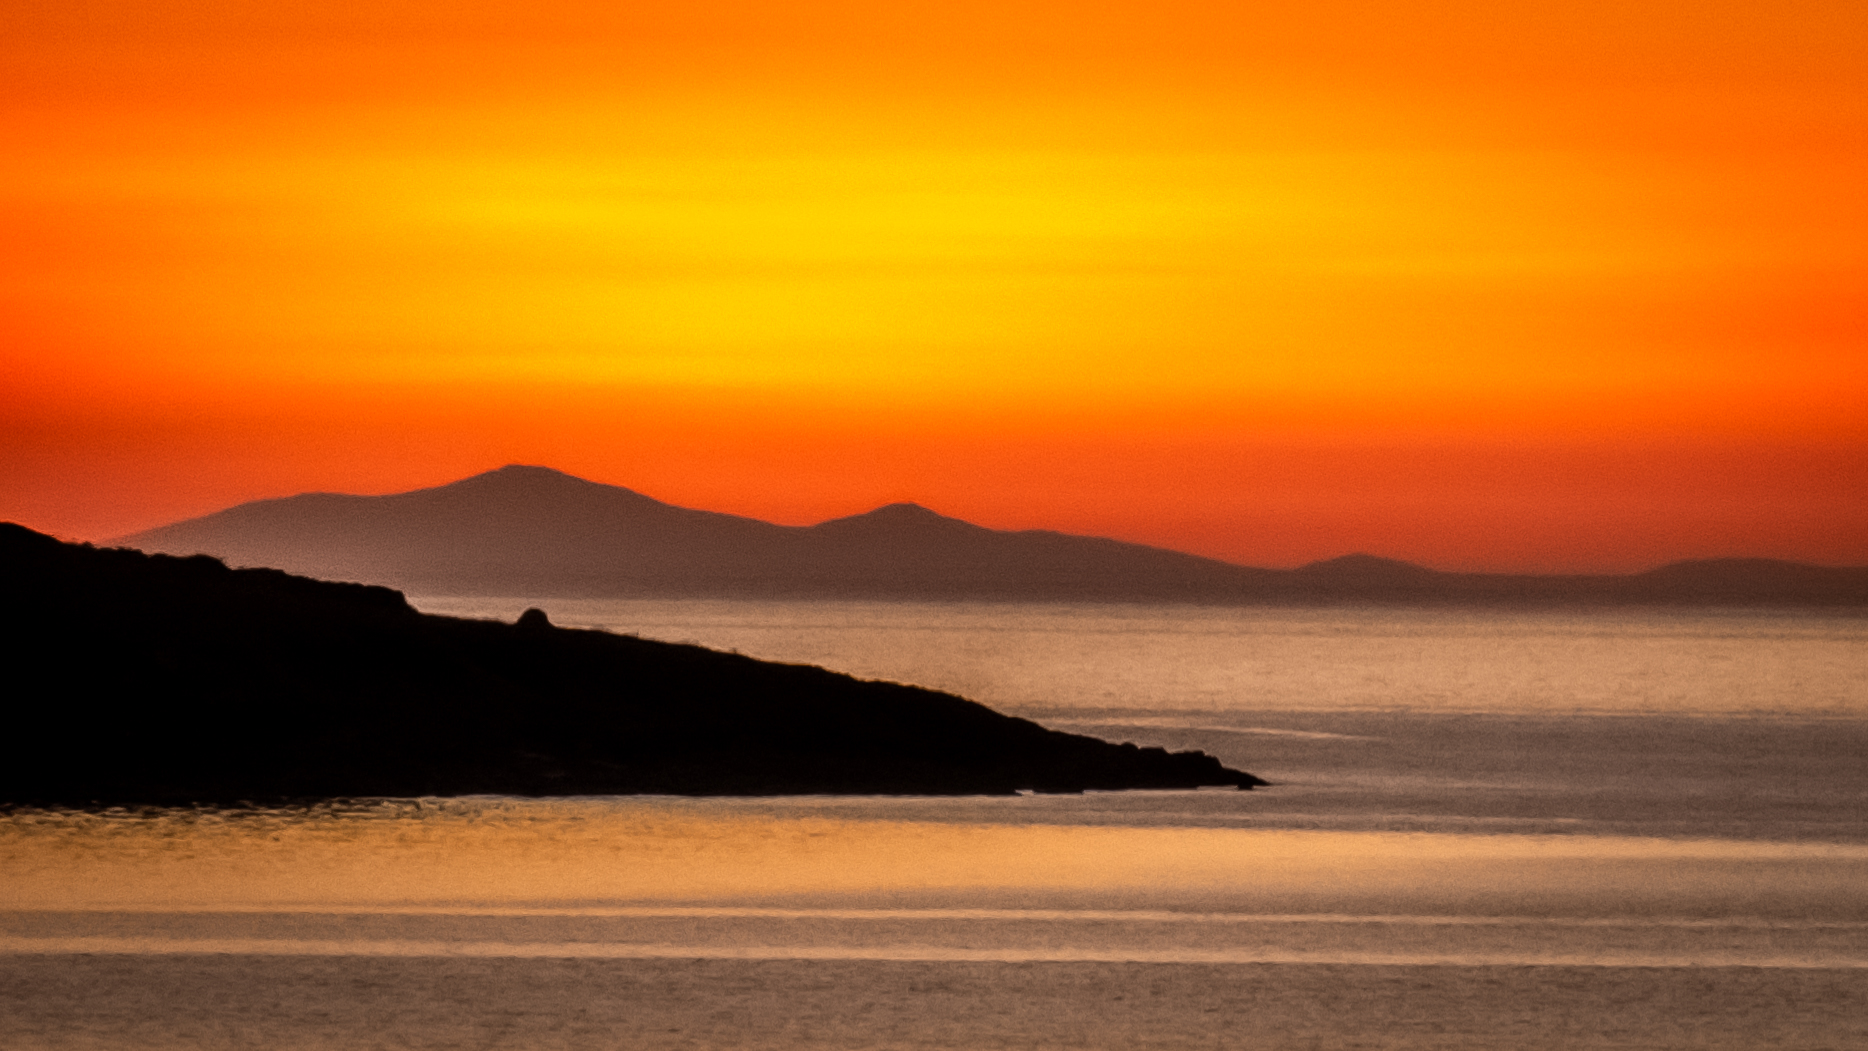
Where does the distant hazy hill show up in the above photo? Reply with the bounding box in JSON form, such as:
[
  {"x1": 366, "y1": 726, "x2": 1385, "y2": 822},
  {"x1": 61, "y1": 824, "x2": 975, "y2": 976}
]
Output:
[
  {"x1": 1, "y1": 522, "x2": 1262, "y2": 803},
  {"x1": 117, "y1": 465, "x2": 1868, "y2": 606}
]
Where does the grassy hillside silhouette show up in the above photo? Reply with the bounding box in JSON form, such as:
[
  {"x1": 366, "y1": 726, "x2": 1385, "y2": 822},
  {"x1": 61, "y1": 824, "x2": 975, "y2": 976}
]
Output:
[{"x1": 1, "y1": 523, "x2": 1264, "y2": 805}]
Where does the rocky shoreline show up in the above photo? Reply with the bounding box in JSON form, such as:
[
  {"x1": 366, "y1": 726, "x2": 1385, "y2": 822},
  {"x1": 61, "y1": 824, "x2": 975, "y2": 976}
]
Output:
[{"x1": 1, "y1": 523, "x2": 1263, "y2": 805}]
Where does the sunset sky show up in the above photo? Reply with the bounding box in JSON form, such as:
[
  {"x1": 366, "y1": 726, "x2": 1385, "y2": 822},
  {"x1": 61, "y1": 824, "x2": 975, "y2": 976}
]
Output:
[{"x1": 4, "y1": 0, "x2": 1864, "y2": 571}]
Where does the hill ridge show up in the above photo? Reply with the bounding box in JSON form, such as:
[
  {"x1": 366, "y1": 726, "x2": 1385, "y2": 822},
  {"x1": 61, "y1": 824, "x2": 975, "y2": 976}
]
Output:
[{"x1": 114, "y1": 467, "x2": 1868, "y2": 607}]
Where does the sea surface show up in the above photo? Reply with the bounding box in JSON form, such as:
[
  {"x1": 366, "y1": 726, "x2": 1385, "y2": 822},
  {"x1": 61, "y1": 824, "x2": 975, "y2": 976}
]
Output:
[{"x1": 5, "y1": 601, "x2": 1865, "y2": 1049}]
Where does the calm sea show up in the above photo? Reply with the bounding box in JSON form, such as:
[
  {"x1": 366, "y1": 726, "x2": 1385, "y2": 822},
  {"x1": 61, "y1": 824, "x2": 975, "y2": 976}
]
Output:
[{"x1": 5, "y1": 601, "x2": 1865, "y2": 1049}]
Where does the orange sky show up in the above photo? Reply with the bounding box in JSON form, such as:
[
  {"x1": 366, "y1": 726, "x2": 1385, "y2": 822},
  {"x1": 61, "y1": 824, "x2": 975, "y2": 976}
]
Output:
[{"x1": 3, "y1": 0, "x2": 1865, "y2": 571}]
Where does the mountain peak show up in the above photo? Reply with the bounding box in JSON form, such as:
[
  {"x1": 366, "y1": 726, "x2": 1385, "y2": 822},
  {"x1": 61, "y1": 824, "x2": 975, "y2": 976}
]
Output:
[
  {"x1": 423, "y1": 465, "x2": 666, "y2": 505},
  {"x1": 812, "y1": 502, "x2": 981, "y2": 533},
  {"x1": 451, "y1": 464, "x2": 588, "y2": 488},
  {"x1": 867, "y1": 502, "x2": 953, "y2": 521}
]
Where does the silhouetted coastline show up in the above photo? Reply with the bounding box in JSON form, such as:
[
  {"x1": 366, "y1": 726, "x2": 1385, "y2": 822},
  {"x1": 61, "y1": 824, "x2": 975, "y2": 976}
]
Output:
[
  {"x1": 116, "y1": 466, "x2": 1868, "y2": 607},
  {"x1": 0, "y1": 523, "x2": 1263, "y2": 806}
]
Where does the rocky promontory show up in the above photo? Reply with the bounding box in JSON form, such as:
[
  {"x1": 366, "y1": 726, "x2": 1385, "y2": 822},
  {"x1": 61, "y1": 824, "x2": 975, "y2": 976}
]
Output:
[{"x1": 0, "y1": 523, "x2": 1264, "y2": 805}]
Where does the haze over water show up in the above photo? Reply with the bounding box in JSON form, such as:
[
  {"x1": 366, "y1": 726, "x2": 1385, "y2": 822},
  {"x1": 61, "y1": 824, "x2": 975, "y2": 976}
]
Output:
[{"x1": 6, "y1": 602, "x2": 1865, "y2": 1048}]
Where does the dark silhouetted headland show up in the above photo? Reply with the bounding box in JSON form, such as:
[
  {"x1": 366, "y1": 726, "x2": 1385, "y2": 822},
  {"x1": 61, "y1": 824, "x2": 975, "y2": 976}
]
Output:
[
  {"x1": 114, "y1": 466, "x2": 1868, "y2": 606},
  {"x1": 0, "y1": 523, "x2": 1263, "y2": 805}
]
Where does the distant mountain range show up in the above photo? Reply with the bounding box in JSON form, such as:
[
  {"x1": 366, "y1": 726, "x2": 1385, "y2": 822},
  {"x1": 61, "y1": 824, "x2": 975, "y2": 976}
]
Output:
[{"x1": 116, "y1": 465, "x2": 1868, "y2": 606}]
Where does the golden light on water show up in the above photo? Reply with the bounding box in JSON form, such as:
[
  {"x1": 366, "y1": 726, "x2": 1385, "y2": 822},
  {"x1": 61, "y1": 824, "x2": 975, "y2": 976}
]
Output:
[{"x1": 7, "y1": 802, "x2": 1865, "y2": 921}]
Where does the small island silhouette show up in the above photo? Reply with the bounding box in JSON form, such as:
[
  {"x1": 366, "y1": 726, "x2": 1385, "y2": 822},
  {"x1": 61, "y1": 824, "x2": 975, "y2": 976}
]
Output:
[{"x1": 0, "y1": 522, "x2": 1264, "y2": 806}]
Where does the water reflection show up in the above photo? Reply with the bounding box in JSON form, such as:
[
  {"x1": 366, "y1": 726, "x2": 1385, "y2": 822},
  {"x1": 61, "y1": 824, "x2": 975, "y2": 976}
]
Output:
[
  {"x1": 7, "y1": 796, "x2": 1867, "y2": 1051},
  {"x1": 6, "y1": 800, "x2": 1866, "y2": 933},
  {"x1": 411, "y1": 599, "x2": 1868, "y2": 716}
]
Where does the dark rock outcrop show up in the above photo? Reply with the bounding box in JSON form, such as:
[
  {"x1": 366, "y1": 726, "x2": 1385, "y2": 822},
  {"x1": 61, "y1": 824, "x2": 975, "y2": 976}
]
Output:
[{"x1": 0, "y1": 523, "x2": 1264, "y2": 806}]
